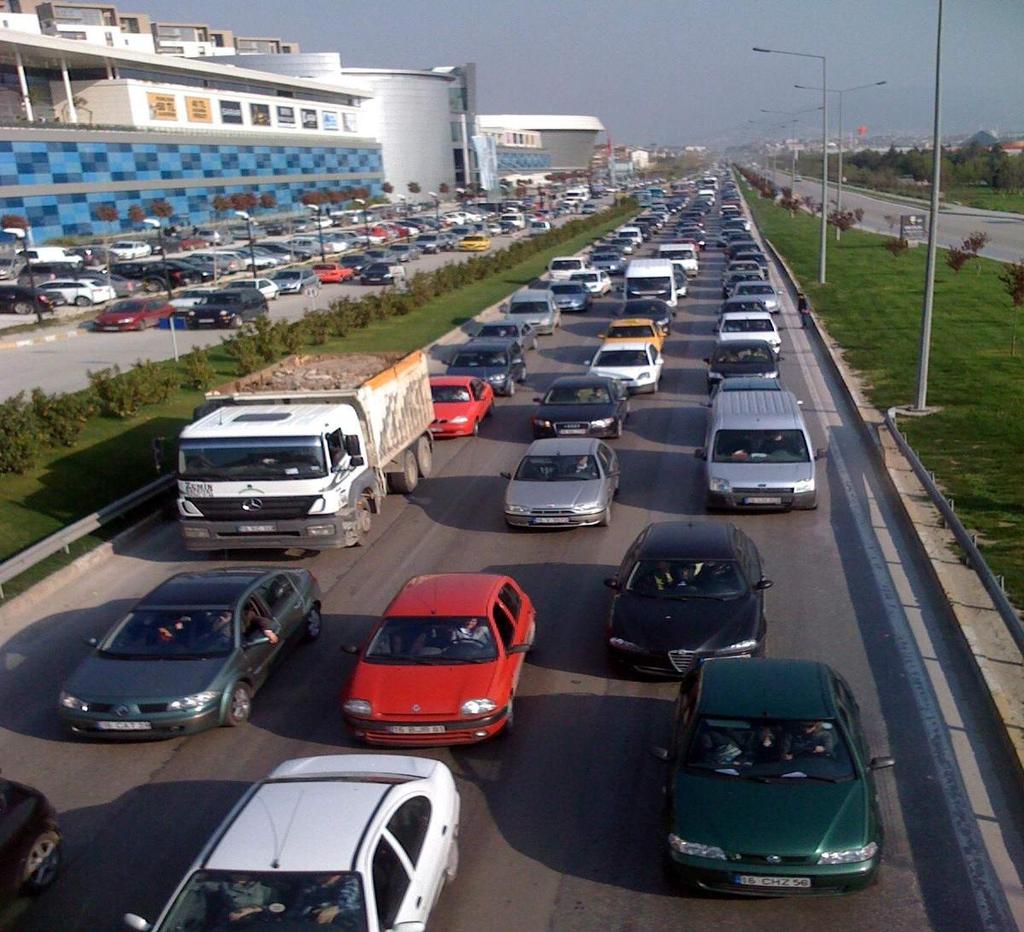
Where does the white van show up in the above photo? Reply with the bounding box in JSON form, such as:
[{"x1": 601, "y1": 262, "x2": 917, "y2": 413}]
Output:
[
  {"x1": 500, "y1": 212, "x2": 526, "y2": 230},
  {"x1": 548, "y1": 255, "x2": 589, "y2": 281},
  {"x1": 657, "y1": 243, "x2": 699, "y2": 278},
  {"x1": 616, "y1": 226, "x2": 645, "y2": 246},
  {"x1": 20, "y1": 246, "x2": 83, "y2": 266},
  {"x1": 624, "y1": 258, "x2": 678, "y2": 308}
]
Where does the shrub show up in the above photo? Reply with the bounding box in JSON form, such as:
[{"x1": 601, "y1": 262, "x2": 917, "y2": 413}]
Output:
[
  {"x1": 249, "y1": 315, "x2": 281, "y2": 362},
  {"x1": 281, "y1": 320, "x2": 307, "y2": 354},
  {"x1": 30, "y1": 387, "x2": 93, "y2": 447},
  {"x1": 223, "y1": 333, "x2": 262, "y2": 376},
  {"x1": 0, "y1": 393, "x2": 40, "y2": 474},
  {"x1": 306, "y1": 312, "x2": 331, "y2": 344},
  {"x1": 884, "y1": 237, "x2": 910, "y2": 257},
  {"x1": 180, "y1": 346, "x2": 215, "y2": 390},
  {"x1": 87, "y1": 363, "x2": 174, "y2": 418}
]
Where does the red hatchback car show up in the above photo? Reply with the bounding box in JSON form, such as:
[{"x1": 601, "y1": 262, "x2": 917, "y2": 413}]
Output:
[
  {"x1": 313, "y1": 263, "x2": 355, "y2": 284},
  {"x1": 342, "y1": 573, "x2": 536, "y2": 745},
  {"x1": 93, "y1": 297, "x2": 173, "y2": 331},
  {"x1": 429, "y1": 376, "x2": 494, "y2": 438}
]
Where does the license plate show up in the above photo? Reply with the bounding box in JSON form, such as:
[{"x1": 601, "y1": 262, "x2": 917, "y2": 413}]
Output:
[
  {"x1": 735, "y1": 875, "x2": 810, "y2": 889},
  {"x1": 531, "y1": 516, "x2": 566, "y2": 525},
  {"x1": 96, "y1": 721, "x2": 152, "y2": 731},
  {"x1": 389, "y1": 725, "x2": 446, "y2": 735},
  {"x1": 744, "y1": 496, "x2": 782, "y2": 505},
  {"x1": 237, "y1": 523, "x2": 276, "y2": 533},
  {"x1": 183, "y1": 481, "x2": 213, "y2": 498},
  {"x1": 558, "y1": 427, "x2": 587, "y2": 435}
]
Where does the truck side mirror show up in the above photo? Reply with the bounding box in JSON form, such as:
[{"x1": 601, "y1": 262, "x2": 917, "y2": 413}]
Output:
[
  {"x1": 694, "y1": 448, "x2": 706, "y2": 460},
  {"x1": 343, "y1": 434, "x2": 362, "y2": 457}
]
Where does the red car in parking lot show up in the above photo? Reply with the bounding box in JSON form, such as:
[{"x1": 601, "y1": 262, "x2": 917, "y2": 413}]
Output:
[
  {"x1": 341, "y1": 573, "x2": 536, "y2": 745},
  {"x1": 92, "y1": 297, "x2": 173, "y2": 331},
  {"x1": 429, "y1": 375, "x2": 494, "y2": 437},
  {"x1": 312, "y1": 263, "x2": 355, "y2": 284}
]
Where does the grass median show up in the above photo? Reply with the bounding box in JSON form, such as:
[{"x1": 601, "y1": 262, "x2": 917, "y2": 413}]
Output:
[
  {"x1": 741, "y1": 182, "x2": 1024, "y2": 604},
  {"x1": 0, "y1": 206, "x2": 630, "y2": 600}
]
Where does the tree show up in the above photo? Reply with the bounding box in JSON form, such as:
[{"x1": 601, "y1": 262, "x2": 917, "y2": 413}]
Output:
[
  {"x1": 945, "y1": 244, "x2": 971, "y2": 274},
  {"x1": 407, "y1": 181, "x2": 421, "y2": 195},
  {"x1": 438, "y1": 182, "x2": 450, "y2": 197},
  {"x1": 92, "y1": 205, "x2": 118, "y2": 226},
  {"x1": 381, "y1": 182, "x2": 394, "y2": 197},
  {"x1": 229, "y1": 192, "x2": 257, "y2": 212},
  {"x1": 258, "y1": 192, "x2": 277, "y2": 211},
  {"x1": 127, "y1": 205, "x2": 145, "y2": 224},
  {"x1": 210, "y1": 195, "x2": 231, "y2": 216},
  {"x1": 999, "y1": 258, "x2": 1024, "y2": 355},
  {"x1": 325, "y1": 189, "x2": 346, "y2": 206},
  {"x1": 1, "y1": 214, "x2": 28, "y2": 230},
  {"x1": 149, "y1": 199, "x2": 174, "y2": 221},
  {"x1": 963, "y1": 231, "x2": 990, "y2": 275},
  {"x1": 351, "y1": 187, "x2": 370, "y2": 201},
  {"x1": 884, "y1": 237, "x2": 909, "y2": 257}
]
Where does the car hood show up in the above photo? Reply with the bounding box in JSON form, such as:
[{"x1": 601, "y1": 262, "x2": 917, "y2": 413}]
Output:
[
  {"x1": 95, "y1": 309, "x2": 143, "y2": 322},
  {"x1": 589, "y1": 364, "x2": 649, "y2": 380},
  {"x1": 536, "y1": 402, "x2": 616, "y2": 422},
  {"x1": 709, "y1": 360, "x2": 777, "y2": 378},
  {"x1": 609, "y1": 592, "x2": 758, "y2": 652},
  {"x1": 506, "y1": 478, "x2": 605, "y2": 509},
  {"x1": 65, "y1": 654, "x2": 228, "y2": 701},
  {"x1": 432, "y1": 401, "x2": 475, "y2": 419},
  {"x1": 672, "y1": 773, "x2": 870, "y2": 857},
  {"x1": 504, "y1": 310, "x2": 552, "y2": 324},
  {"x1": 350, "y1": 662, "x2": 500, "y2": 716},
  {"x1": 446, "y1": 364, "x2": 507, "y2": 380},
  {"x1": 710, "y1": 461, "x2": 814, "y2": 486}
]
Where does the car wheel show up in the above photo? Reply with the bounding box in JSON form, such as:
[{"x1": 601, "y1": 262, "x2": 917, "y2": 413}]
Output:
[
  {"x1": 415, "y1": 435, "x2": 433, "y2": 478},
  {"x1": 230, "y1": 313, "x2": 243, "y2": 328},
  {"x1": 303, "y1": 605, "x2": 323, "y2": 642},
  {"x1": 389, "y1": 450, "x2": 419, "y2": 494},
  {"x1": 612, "y1": 418, "x2": 623, "y2": 439},
  {"x1": 599, "y1": 503, "x2": 613, "y2": 527},
  {"x1": 21, "y1": 829, "x2": 60, "y2": 894},
  {"x1": 502, "y1": 696, "x2": 515, "y2": 735},
  {"x1": 13, "y1": 300, "x2": 33, "y2": 315},
  {"x1": 505, "y1": 379, "x2": 516, "y2": 398},
  {"x1": 472, "y1": 419, "x2": 480, "y2": 437},
  {"x1": 74, "y1": 295, "x2": 91, "y2": 307},
  {"x1": 485, "y1": 400, "x2": 495, "y2": 418},
  {"x1": 224, "y1": 682, "x2": 252, "y2": 727}
]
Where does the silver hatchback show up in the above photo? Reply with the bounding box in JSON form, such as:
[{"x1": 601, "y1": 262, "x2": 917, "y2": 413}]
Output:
[{"x1": 502, "y1": 437, "x2": 620, "y2": 528}]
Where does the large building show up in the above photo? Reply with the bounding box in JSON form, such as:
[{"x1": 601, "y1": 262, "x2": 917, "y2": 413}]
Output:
[{"x1": 476, "y1": 114, "x2": 606, "y2": 182}]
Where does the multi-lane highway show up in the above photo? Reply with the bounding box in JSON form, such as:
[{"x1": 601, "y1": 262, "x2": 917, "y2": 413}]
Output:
[
  {"x1": 2, "y1": 193, "x2": 1023, "y2": 931},
  {"x1": 765, "y1": 167, "x2": 1024, "y2": 263}
]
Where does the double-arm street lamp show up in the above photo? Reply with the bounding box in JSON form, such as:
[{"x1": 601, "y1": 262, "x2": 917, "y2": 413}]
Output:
[
  {"x1": 760, "y1": 106, "x2": 823, "y2": 193},
  {"x1": 754, "y1": 46, "x2": 828, "y2": 284}
]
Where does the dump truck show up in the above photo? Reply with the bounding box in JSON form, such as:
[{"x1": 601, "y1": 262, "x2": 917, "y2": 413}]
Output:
[{"x1": 176, "y1": 351, "x2": 434, "y2": 551}]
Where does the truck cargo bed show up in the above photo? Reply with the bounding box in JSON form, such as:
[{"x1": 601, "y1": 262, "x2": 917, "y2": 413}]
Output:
[{"x1": 208, "y1": 353, "x2": 408, "y2": 396}]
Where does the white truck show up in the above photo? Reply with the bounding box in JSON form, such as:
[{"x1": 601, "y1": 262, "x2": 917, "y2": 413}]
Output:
[{"x1": 176, "y1": 351, "x2": 434, "y2": 552}]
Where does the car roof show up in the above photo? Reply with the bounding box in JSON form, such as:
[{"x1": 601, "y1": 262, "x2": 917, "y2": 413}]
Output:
[
  {"x1": 634, "y1": 520, "x2": 738, "y2": 561},
  {"x1": 698, "y1": 658, "x2": 835, "y2": 719},
  {"x1": 547, "y1": 374, "x2": 617, "y2": 389},
  {"x1": 719, "y1": 310, "x2": 774, "y2": 321},
  {"x1": 460, "y1": 339, "x2": 513, "y2": 351},
  {"x1": 597, "y1": 340, "x2": 655, "y2": 351},
  {"x1": 140, "y1": 570, "x2": 266, "y2": 607},
  {"x1": 524, "y1": 436, "x2": 601, "y2": 456},
  {"x1": 612, "y1": 318, "x2": 658, "y2": 328},
  {"x1": 512, "y1": 289, "x2": 551, "y2": 301},
  {"x1": 430, "y1": 375, "x2": 479, "y2": 386},
  {"x1": 713, "y1": 338, "x2": 775, "y2": 352},
  {"x1": 387, "y1": 573, "x2": 506, "y2": 616}
]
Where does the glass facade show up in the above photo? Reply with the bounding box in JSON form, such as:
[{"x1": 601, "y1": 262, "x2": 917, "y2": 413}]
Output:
[{"x1": 497, "y1": 149, "x2": 551, "y2": 172}]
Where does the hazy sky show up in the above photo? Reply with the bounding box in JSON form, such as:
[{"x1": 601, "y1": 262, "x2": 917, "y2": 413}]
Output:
[{"x1": 126, "y1": 0, "x2": 1024, "y2": 145}]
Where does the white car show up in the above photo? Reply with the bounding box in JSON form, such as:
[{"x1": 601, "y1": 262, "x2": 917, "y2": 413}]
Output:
[
  {"x1": 588, "y1": 340, "x2": 664, "y2": 394},
  {"x1": 169, "y1": 287, "x2": 215, "y2": 310},
  {"x1": 234, "y1": 277, "x2": 281, "y2": 301},
  {"x1": 108, "y1": 240, "x2": 152, "y2": 260},
  {"x1": 569, "y1": 269, "x2": 612, "y2": 296},
  {"x1": 37, "y1": 278, "x2": 116, "y2": 306},
  {"x1": 244, "y1": 252, "x2": 280, "y2": 271},
  {"x1": 124, "y1": 755, "x2": 460, "y2": 932},
  {"x1": 732, "y1": 281, "x2": 781, "y2": 314},
  {"x1": 716, "y1": 310, "x2": 782, "y2": 355}
]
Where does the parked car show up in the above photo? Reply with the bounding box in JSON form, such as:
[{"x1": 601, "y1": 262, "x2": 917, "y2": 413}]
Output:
[
  {"x1": 186, "y1": 289, "x2": 268, "y2": 328},
  {"x1": 0, "y1": 777, "x2": 61, "y2": 907},
  {"x1": 92, "y1": 296, "x2": 172, "y2": 331},
  {"x1": 475, "y1": 319, "x2": 537, "y2": 352},
  {"x1": 59, "y1": 569, "x2": 322, "y2": 738},
  {"x1": 531, "y1": 374, "x2": 630, "y2": 439},
  {"x1": 503, "y1": 437, "x2": 619, "y2": 527},
  {"x1": 37, "y1": 278, "x2": 115, "y2": 306},
  {"x1": 109, "y1": 260, "x2": 202, "y2": 291},
  {"x1": 604, "y1": 520, "x2": 770, "y2": 676},
  {"x1": 232, "y1": 277, "x2": 280, "y2": 301},
  {"x1": 661, "y1": 658, "x2": 893, "y2": 894},
  {"x1": 457, "y1": 234, "x2": 491, "y2": 252},
  {"x1": 268, "y1": 268, "x2": 320, "y2": 295},
  {"x1": 74, "y1": 270, "x2": 139, "y2": 298},
  {"x1": 0, "y1": 284, "x2": 56, "y2": 316},
  {"x1": 429, "y1": 375, "x2": 495, "y2": 437},
  {"x1": 178, "y1": 236, "x2": 212, "y2": 251},
  {"x1": 123, "y1": 755, "x2": 460, "y2": 931},
  {"x1": 415, "y1": 232, "x2": 446, "y2": 254},
  {"x1": 108, "y1": 240, "x2": 152, "y2": 260},
  {"x1": 387, "y1": 243, "x2": 420, "y2": 263},
  {"x1": 169, "y1": 287, "x2": 215, "y2": 311},
  {"x1": 705, "y1": 339, "x2": 779, "y2": 392},
  {"x1": 446, "y1": 339, "x2": 526, "y2": 397},
  {"x1": 339, "y1": 253, "x2": 369, "y2": 275},
  {"x1": 588, "y1": 340, "x2": 663, "y2": 394},
  {"x1": 312, "y1": 262, "x2": 355, "y2": 284},
  {"x1": 17, "y1": 261, "x2": 83, "y2": 283},
  {"x1": 341, "y1": 573, "x2": 535, "y2": 744},
  {"x1": 360, "y1": 262, "x2": 405, "y2": 286},
  {"x1": 65, "y1": 245, "x2": 110, "y2": 268}
]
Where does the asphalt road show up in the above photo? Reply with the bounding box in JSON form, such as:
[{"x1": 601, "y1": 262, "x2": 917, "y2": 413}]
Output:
[
  {"x1": 765, "y1": 167, "x2": 1024, "y2": 262},
  {"x1": 2, "y1": 197, "x2": 1023, "y2": 931}
]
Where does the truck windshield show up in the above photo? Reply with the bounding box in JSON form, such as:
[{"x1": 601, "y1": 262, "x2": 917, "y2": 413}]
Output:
[{"x1": 179, "y1": 437, "x2": 327, "y2": 480}]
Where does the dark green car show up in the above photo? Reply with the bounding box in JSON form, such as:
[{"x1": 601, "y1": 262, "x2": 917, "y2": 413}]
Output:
[
  {"x1": 58, "y1": 569, "x2": 322, "y2": 739},
  {"x1": 661, "y1": 658, "x2": 893, "y2": 895}
]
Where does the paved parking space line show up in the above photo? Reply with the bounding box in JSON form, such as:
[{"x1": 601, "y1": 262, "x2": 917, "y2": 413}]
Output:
[{"x1": 0, "y1": 328, "x2": 80, "y2": 351}]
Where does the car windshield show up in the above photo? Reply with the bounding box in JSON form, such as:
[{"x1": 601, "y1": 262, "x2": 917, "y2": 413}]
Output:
[
  {"x1": 514, "y1": 454, "x2": 599, "y2": 481},
  {"x1": 478, "y1": 324, "x2": 518, "y2": 338},
  {"x1": 544, "y1": 385, "x2": 612, "y2": 405},
  {"x1": 451, "y1": 350, "x2": 507, "y2": 367},
  {"x1": 713, "y1": 345, "x2": 773, "y2": 364},
  {"x1": 179, "y1": 437, "x2": 328, "y2": 480},
  {"x1": 685, "y1": 716, "x2": 855, "y2": 781},
  {"x1": 365, "y1": 616, "x2": 498, "y2": 664},
  {"x1": 432, "y1": 384, "x2": 471, "y2": 403},
  {"x1": 610, "y1": 325, "x2": 655, "y2": 339},
  {"x1": 198, "y1": 293, "x2": 242, "y2": 305},
  {"x1": 737, "y1": 284, "x2": 774, "y2": 296},
  {"x1": 160, "y1": 869, "x2": 368, "y2": 930},
  {"x1": 365, "y1": 264, "x2": 390, "y2": 274},
  {"x1": 100, "y1": 607, "x2": 234, "y2": 658},
  {"x1": 592, "y1": 253, "x2": 618, "y2": 261},
  {"x1": 625, "y1": 277, "x2": 671, "y2": 298},
  {"x1": 551, "y1": 284, "x2": 585, "y2": 295},
  {"x1": 722, "y1": 319, "x2": 773, "y2": 333},
  {"x1": 720, "y1": 377, "x2": 781, "y2": 392},
  {"x1": 508, "y1": 302, "x2": 549, "y2": 315},
  {"x1": 713, "y1": 429, "x2": 809, "y2": 463},
  {"x1": 551, "y1": 260, "x2": 581, "y2": 270},
  {"x1": 594, "y1": 349, "x2": 649, "y2": 367},
  {"x1": 626, "y1": 559, "x2": 745, "y2": 599},
  {"x1": 272, "y1": 271, "x2": 301, "y2": 280}
]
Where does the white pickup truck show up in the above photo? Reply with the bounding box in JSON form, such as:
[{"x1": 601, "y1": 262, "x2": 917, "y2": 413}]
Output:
[{"x1": 176, "y1": 351, "x2": 434, "y2": 551}]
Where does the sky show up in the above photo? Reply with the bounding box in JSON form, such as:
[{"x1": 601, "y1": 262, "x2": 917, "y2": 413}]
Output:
[{"x1": 124, "y1": 0, "x2": 1024, "y2": 147}]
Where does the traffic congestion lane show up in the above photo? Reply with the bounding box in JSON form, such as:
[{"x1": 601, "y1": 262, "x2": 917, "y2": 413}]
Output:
[{"x1": 1, "y1": 204, "x2": 1015, "y2": 931}]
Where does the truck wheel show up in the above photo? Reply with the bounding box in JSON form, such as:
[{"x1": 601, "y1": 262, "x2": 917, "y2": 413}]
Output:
[
  {"x1": 415, "y1": 436, "x2": 433, "y2": 478},
  {"x1": 389, "y1": 450, "x2": 419, "y2": 494},
  {"x1": 354, "y1": 494, "x2": 373, "y2": 544}
]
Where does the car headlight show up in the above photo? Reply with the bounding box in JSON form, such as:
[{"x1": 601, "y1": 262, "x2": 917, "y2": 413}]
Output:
[
  {"x1": 572, "y1": 503, "x2": 603, "y2": 514},
  {"x1": 59, "y1": 690, "x2": 89, "y2": 712},
  {"x1": 720, "y1": 639, "x2": 758, "y2": 653},
  {"x1": 590, "y1": 417, "x2": 615, "y2": 428},
  {"x1": 792, "y1": 478, "x2": 815, "y2": 493},
  {"x1": 307, "y1": 496, "x2": 328, "y2": 514},
  {"x1": 506, "y1": 504, "x2": 529, "y2": 514},
  {"x1": 668, "y1": 835, "x2": 726, "y2": 860},
  {"x1": 167, "y1": 690, "x2": 219, "y2": 711},
  {"x1": 450, "y1": 416, "x2": 469, "y2": 424},
  {"x1": 532, "y1": 418, "x2": 552, "y2": 428},
  {"x1": 636, "y1": 370, "x2": 651, "y2": 381},
  {"x1": 118, "y1": 317, "x2": 134, "y2": 324},
  {"x1": 710, "y1": 477, "x2": 731, "y2": 493},
  {"x1": 608, "y1": 637, "x2": 645, "y2": 652},
  {"x1": 343, "y1": 699, "x2": 372, "y2": 716},
  {"x1": 461, "y1": 698, "x2": 497, "y2": 716},
  {"x1": 487, "y1": 373, "x2": 507, "y2": 382},
  {"x1": 818, "y1": 842, "x2": 878, "y2": 865}
]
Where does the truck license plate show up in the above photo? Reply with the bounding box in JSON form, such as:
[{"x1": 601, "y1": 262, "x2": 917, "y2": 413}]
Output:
[
  {"x1": 237, "y1": 524, "x2": 276, "y2": 533},
  {"x1": 96, "y1": 721, "x2": 152, "y2": 731},
  {"x1": 735, "y1": 875, "x2": 810, "y2": 889},
  {"x1": 183, "y1": 482, "x2": 213, "y2": 498}
]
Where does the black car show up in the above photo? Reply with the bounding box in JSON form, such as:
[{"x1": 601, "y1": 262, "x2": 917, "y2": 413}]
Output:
[
  {"x1": 73, "y1": 270, "x2": 139, "y2": 298},
  {"x1": 339, "y1": 253, "x2": 369, "y2": 274},
  {"x1": 110, "y1": 261, "x2": 203, "y2": 291},
  {"x1": 616, "y1": 298, "x2": 674, "y2": 334},
  {"x1": 185, "y1": 289, "x2": 268, "y2": 328},
  {"x1": 17, "y1": 262, "x2": 82, "y2": 283},
  {"x1": 532, "y1": 374, "x2": 629, "y2": 439},
  {"x1": 359, "y1": 262, "x2": 399, "y2": 285},
  {"x1": 604, "y1": 520, "x2": 771, "y2": 676},
  {"x1": 731, "y1": 250, "x2": 769, "y2": 273},
  {"x1": 446, "y1": 339, "x2": 526, "y2": 397},
  {"x1": 0, "y1": 777, "x2": 61, "y2": 906},
  {"x1": 0, "y1": 284, "x2": 56, "y2": 316},
  {"x1": 705, "y1": 339, "x2": 779, "y2": 392}
]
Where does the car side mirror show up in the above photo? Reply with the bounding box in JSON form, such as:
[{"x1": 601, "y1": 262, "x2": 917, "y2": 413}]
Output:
[
  {"x1": 123, "y1": 916, "x2": 152, "y2": 932},
  {"x1": 702, "y1": 357, "x2": 710, "y2": 364},
  {"x1": 340, "y1": 644, "x2": 360, "y2": 655},
  {"x1": 754, "y1": 577, "x2": 774, "y2": 591},
  {"x1": 500, "y1": 303, "x2": 509, "y2": 312},
  {"x1": 870, "y1": 756, "x2": 895, "y2": 771},
  {"x1": 814, "y1": 447, "x2": 827, "y2": 460},
  {"x1": 650, "y1": 746, "x2": 670, "y2": 762},
  {"x1": 83, "y1": 636, "x2": 99, "y2": 648},
  {"x1": 506, "y1": 643, "x2": 532, "y2": 655},
  {"x1": 244, "y1": 634, "x2": 271, "y2": 648},
  {"x1": 796, "y1": 399, "x2": 804, "y2": 406},
  {"x1": 603, "y1": 577, "x2": 621, "y2": 590},
  {"x1": 694, "y1": 448, "x2": 706, "y2": 460},
  {"x1": 500, "y1": 471, "x2": 512, "y2": 480}
]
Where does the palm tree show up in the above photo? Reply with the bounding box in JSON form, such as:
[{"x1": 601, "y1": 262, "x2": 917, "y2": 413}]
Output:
[{"x1": 407, "y1": 181, "x2": 421, "y2": 196}]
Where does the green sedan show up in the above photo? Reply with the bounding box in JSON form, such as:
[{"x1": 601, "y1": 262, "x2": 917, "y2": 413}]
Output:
[
  {"x1": 59, "y1": 568, "x2": 322, "y2": 739},
  {"x1": 661, "y1": 657, "x2": 894, "y2": 895}
]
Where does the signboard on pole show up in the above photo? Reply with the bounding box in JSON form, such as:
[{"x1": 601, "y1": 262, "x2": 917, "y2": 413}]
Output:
[{"x1": 900, "y1": 214, "x2": 926, "y2": 241}]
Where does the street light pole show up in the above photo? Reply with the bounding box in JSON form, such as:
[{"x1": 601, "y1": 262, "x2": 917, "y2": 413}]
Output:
[
  {"x1": 142, "y1": 216, "x2": 178, "y2": 361},
  {"x1": 234, "y1": 210, "x2": 258, "y2": 279},
  {"x1": 428, "y1": 191, "x2": 439, "y2": 224},
  {"x1": 308, "y1": 205, "x2": 326, "y2": 263},
  {"x1": 3, "y1": 226, "x2": 42, "y2": 324},
  {"x1": 353, "y1": 198, "x2": 370, "y2": 246}
]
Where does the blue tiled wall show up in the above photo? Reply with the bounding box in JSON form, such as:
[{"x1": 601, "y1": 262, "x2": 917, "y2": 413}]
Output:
[
  {"x1": 496, "y1": 150, "x2": 552, "y2": 172},
  {"x1": 0, "y1": 138, "x2": 383, "y2": 242}
]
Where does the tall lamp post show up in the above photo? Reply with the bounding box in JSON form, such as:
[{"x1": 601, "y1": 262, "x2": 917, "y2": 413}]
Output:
[
  {"x1": 754, "y1": 46, "x2": 828, "y2": 284},
  {"x1": 141, "y1": 217, "x2": 178, "y2": 361},
  {"x1": 428, "y1": 190, "x2": 440, "y2": 224},
  {"x1": 398, "y1": 194, "x2": 408, "y2": 242},
  {"x1": 795, "y1": 80, "x2": 887, "y2": 225},
  {"x1": 760, "y1": 106, "x2": 822, "y2": 193},
  {"x1": 233, "y1": 210, "x2": 258, "y2": 278},
  {"x1": 2, "y1": 226, "x2": 41, "y2": 325},
  {"x1": 307, "y1": 205, "x2": 326, "y2": 263},
  {"x1": 352, "y1": 198, "x2": 370, "y2": 246}
]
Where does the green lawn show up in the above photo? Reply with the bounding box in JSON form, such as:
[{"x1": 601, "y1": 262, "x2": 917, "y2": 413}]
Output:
[
  {"x1": 0, "y1": 208, "x2": 629, "y2": 598},
  {"x1": 945, "y1": 187, "x2": 1024, "y2": 214},
  {"x1": 742, "y1": 182, "x2": 1024, "y2": 604}
]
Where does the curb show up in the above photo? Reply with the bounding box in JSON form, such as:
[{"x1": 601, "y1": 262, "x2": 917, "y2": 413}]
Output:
[{"x1": 0, "y1": 328, "x2": 81, "y2": 351}]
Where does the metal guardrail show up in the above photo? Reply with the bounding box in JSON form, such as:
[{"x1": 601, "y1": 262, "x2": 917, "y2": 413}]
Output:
[
  {"x1": 0, "y1": 473, "x2": 174, "y2": 599},
  {"x1": 883, "y1": 407, "x2": 1024, "y2": 654}
]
